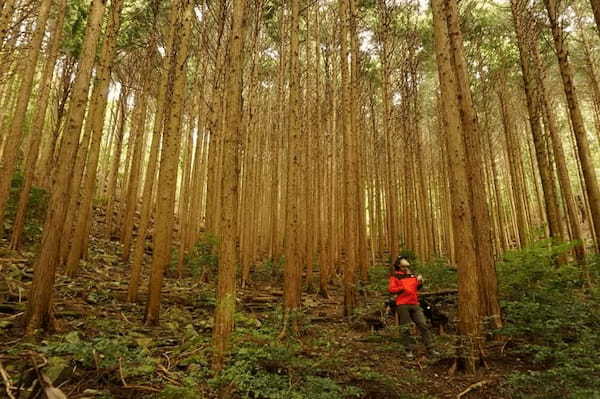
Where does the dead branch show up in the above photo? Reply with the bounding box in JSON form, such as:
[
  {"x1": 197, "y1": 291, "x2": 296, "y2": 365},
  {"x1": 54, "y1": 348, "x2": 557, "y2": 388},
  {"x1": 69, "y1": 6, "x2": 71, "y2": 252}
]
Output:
[
  {"x1": 457, "y1": 380, "x2": 492, "y2": 399},
  {"x1": 118, "y1": 357, "x2": 161, "y2": 393},
  {"x1": 0, "y1": 360, "x2": 16, "y2": 399}
]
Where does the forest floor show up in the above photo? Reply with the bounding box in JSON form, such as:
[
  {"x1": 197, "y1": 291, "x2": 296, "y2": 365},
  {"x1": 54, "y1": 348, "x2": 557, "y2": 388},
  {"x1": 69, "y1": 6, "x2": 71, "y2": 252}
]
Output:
[{"x1": 0, "y1": 225, "x2": 537, "y2": 399}]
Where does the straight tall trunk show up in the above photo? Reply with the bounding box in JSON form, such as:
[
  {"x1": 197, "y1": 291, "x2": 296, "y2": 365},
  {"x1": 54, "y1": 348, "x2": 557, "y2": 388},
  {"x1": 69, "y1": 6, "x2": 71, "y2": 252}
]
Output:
[
  {"x1": 9, "y1": 0, "x2": 67, "y2": 249},
  {"x1": 340, "y1": 0, "x2": 359, "y2": 317},
  {"x1": 120, "y1": 86, "x2": 148, "y2": 260},
  {"x1": 24, "y1": 0, "x2": 107, "y2": 333},
  {"x1": 432, "y1": 0, "x2": 482, "y2": 372},
  {"x1": 144, "y1": 0, "x2": 193, "y2": 326},
  {"x1": 511, "y1": 0, "x2": 563, "y2": 242},
  {"x1": 212, "y1": 0, "x2": 247, "y2": 370},
  {"x1": 444, "y1": 0, "x2": 501, "y2": 329},
  {"x1": 0, "y1": 0, "x2": 53, "y2": 231},
  {"x1": 127, "y1": 38, "x2": 176, "y2": 302},
  {"x1": 544, "y1": 0, "x2": 600, "y2": 250},
  {"x1": 535, "y1": 58, "x2": 586, "y2": 262},
  {"x1": 498, "y1": 83, "x2": 528, "y2": 246},
  {"x1": 104, "y1": 94, "x2": 127, "y2": 238},
  {"x1": 283, "y1": 0, "x2": 303, "y2": 332}
]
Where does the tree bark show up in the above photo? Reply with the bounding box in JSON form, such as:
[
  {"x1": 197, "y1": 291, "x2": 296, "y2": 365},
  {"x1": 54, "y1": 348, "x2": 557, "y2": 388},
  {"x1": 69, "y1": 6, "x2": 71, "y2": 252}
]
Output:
[
  {"x1": 127, "y1": 34, "x2": 176, "y2": 302},
  {"x1": 0, "y1": 0, "x2": 53, "y2": 231},
  {"x1": 432, "y1": 0, "x2": 482, "y2": 372},
  {"x1": 339, "y1": 0, "x2": 359, "y2": 317},
  {"x1": 591, "y1": 0, "x2": 600, "y2": 36},
  {"x1": 282, "y1": 0, "x2": 303, "y2": 332},
  {"x1": 24, "y1": 0, "x2": 107, "y2": 333},
  {"x1": 511, "y1": 0, "x2": 563, "y2": 242},
  {"x1": 212, "y1": 0, "x2": 247, "y2": 371},
  {"x1": 444, "y1": 0, "x2": 501, "y2": 330},
  {"x1": 9, "y1": 0, "x2": 68, "y2": 249},
  {"x1": 144, "y1": 0, "x2": 193, "y2": 326},
  {"x1": 544, "y1": 0, "x2": 600, "y2": 251}
]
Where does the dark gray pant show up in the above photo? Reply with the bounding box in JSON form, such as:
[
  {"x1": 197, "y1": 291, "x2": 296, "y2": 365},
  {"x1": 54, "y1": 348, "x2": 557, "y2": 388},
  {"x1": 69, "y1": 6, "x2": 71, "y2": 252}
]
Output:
[{"x1": 396, "y1": 304, "x2": 432, "y2": 351}]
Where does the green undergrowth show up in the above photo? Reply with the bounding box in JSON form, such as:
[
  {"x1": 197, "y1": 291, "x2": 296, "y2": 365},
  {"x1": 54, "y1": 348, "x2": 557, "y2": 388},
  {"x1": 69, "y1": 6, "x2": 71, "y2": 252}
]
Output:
[
  {"x1": 5, "y1": 171, "x2": 49, "y2": 245},
  {"x1": 497, "y1": 239, "x2": 600, "y2": 398},
  {"x1": 207, "y1": 311, "x2": 365, "y2": 399},
  {"x1": 179, "y1": 233, "x2": 219, "y2": 279}
]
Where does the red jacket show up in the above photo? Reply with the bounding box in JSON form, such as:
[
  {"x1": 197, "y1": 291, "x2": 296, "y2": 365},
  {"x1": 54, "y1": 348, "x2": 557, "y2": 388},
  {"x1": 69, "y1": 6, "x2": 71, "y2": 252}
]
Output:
[{"x1": 388, "y1": 272, "x2": 422, "y2": 305}]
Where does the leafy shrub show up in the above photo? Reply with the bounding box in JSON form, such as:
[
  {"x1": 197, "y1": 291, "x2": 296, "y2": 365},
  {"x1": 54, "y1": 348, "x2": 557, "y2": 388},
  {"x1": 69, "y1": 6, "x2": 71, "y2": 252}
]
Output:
[
  {"x1": 414, "y1": 257, "x2": 457, "y2": 291},
  {"x1": 184, "y1": 233, "x2": 219, "y2": 278},
  {"x1": 210, "y1": 328, "x2": 363, "y2": 399},
  {"x1": 42, "y1": 331, "x2": 157, "y2": 378},
  {"x1": 497, "y1": 240, "x2": 600, "y2": 398},
  {"x1": 254, "y1": 257, "x2": 285, "y2": 282}
]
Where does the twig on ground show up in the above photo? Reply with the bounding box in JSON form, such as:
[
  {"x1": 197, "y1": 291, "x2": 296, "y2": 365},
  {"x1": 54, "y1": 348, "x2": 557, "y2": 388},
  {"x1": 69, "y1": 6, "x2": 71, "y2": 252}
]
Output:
[
  {"x1": 120, "y1": 312, "x2": 131, "y2": 324},
  {"x1": 456, "y1": 380, "x2": 492, "y2": 399},
  {"x1": 0, "y1": 258, "x2": 28, "y2": 263},
  {"x1": 119, "y1": 357, "x2": 161, "y2": 393},
  {"x1": 0, "y1": 360, "x2": 16, "y2": 399},
  {"x1": 158, "y1": 364, "x2": 181, "y2": 386}
]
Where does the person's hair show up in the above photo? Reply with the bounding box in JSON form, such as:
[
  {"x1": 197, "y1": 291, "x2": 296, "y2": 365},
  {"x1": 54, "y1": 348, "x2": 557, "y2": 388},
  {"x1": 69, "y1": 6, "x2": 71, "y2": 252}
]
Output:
[
  {"x1": 392, "y1": 256, "x2": 409, "y2": 271},
  {"x1": 394, "y1": 256, "x2": 408, "y2": 269}
]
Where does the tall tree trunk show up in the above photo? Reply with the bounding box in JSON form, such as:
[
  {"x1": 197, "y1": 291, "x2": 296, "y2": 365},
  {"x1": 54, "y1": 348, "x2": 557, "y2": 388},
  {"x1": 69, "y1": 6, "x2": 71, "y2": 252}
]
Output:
[
  {"x1": 544, "y1": 0, "x2": 600, "y2": 250},
  {"x1": 432, "y1": 0, "x2": 482, "y2": 372},
  {"x1": 511, "y1": 0, "x2": 564, "y2": 242},
  {"x1": 212, "y1": 0, "x2": 247, "y2": 370},
  {"x1": 23, "y1": 0, "x2": 107, "y2": 333},
  {"x1": 498, "y1": 81, "x2": 528, "y2": 247},
  {"x1": 282, "y1": 0, "x2": 303, "y2": 333},
  {"x1": 63, "y1": 0, "x2": 126, "y2": 274},
  {"x1": 9, "y1": 0, "x2": 67, "y2": 249},
  {"x1": 127, "y1": 34, "x2": 176, "y2": 302},
  {"x1": 534, "y1": 57, "x2": 586, "y2": 262},
  {"x1": 120, "y1": 85, "x2": 148, "y2": 261},
  {"x1": 339, "y1": 0, "x2": 359, "y2": 317},
  {"x1": 144, "y1": 0, "x2": 193, "y2": 326},
  {"x1": 444, "y1": 0, "x2": 501, "y2": 330},
  {"x1": 0, "y1": 0, "x2": 53, "y2": 231}
]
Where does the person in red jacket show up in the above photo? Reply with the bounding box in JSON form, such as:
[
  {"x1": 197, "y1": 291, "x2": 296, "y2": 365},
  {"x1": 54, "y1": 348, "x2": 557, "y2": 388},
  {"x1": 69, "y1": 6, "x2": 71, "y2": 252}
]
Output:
[{"x1": 388, "y1": 256, "x2": 434, "y2": 358}]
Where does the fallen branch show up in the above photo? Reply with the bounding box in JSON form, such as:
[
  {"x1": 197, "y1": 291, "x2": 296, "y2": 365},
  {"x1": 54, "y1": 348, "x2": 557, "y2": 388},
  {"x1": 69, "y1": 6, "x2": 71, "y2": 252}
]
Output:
[
  {"x1": 119, "y1": 358, "x2": 161, "y2": 393},
  {"x1": 0, "y1": 258, "x2": 28, "y2": 263},
  {"x1": 456, "y1": 380, "x2": 492, "y2": 399},
  {"x1": 0, "y1": 360, "x2": 16, "y2": 399},
  {"x1": 30, "y1": 354, "x2": 67, "y2": 399}
]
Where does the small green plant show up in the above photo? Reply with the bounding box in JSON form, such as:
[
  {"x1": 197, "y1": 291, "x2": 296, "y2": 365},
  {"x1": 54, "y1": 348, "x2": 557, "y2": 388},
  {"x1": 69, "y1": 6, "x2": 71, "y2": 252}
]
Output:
[
  {"x1": 255, "y1": 256, "x2": 285, "y2": 282},
  {"x1": 184, "y1": 233, "x2": 219, "y2": 278},
  {"x1": 497, "y1": 239, "x2": 600, "y2": 398},
  {"x1": 42, "y1": 331, "x2": 158, "y2": 378},
  {"x1": 415, "y1": 257, "x2": 457, "y2": 291},
  {"x1": 210, "y1": 327, "x2": 363, "y2": 399}
]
